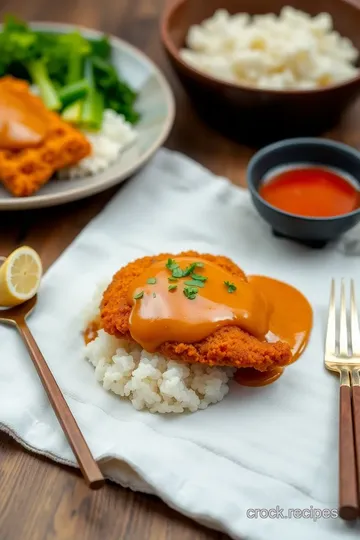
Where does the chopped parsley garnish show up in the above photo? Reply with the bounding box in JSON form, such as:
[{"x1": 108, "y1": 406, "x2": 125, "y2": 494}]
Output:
[
  {"x1": 183, "y1": 286, "x2": 198, "y2": 300},
  {"x1": 147, "y1": 277, "x2": 157, "y2": 284},
  {"x1": 153, "y1": 292, "x2": 157, "y2": 298},
  {"x1": 191, "y1": 273, "x2": 207, "y2": 282},
  {"x1": 184, "y1": 280, "x2": 204, "y2": 288},
  {"x1": 224, "y1": 281, "x2": 237, "y2": 293},
  {"x1": 172, "y1": 267, "x2": 184, "y2": 278},
  {"x1": 182, "y1": 263, "x2": 197, "y2": 277},
  {"x1": 134, "y1": 291, "x2": 144, "y2": 299},
  {"x1": 166, "y1": 258, "x2": 179, "y2": 271},
  {"x1": 164, "y1": 259, "x2": 208, "y2": 299}
]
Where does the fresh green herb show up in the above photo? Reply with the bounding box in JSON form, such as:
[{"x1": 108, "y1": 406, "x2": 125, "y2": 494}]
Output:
[
  {"x1": 168, "y1": 284, "x2": 177, "y2": 292},
  {"x1": 81, "y1": 58, "x2": 104, "y2": 130},
  {"x1": 168, "y1": 277, "x2": 178, "y2": 282},
  {"x1": 3, "y1": 15, "x2": 28, "y2": 32},
  {"x1": 153, "y1": 292, "x2": 156, "y2": 298},
  {"x1": 0, "y1": 15, "x2": 139, "y2": 126},
  {"x1": 133, "y1": 291, "x2": 144, "y2": 300},
  {"x1": 60, "y1": 41, "x2": 85, "y2": 122},
  {"x1": 57, "y1": 78, "x2": 90, "y2": 107},
  {"x1": 166, "y1": 258, "x2": 179, "y2": 271},
  {"x1": 66, "y1": 46, "x2": 85, "y2": 84},
  {"x1": 62, "y1": 101, "x2": 82, "y2": 123},
  {"x1": 224, "y1": 281, "x2": 237, "y2": 293},
  {"x1": 183, "y1": 286, "x2": 198, "y2": 300},
  {"x1": 184, "y1": 280, "x2": 204, "y2": 288},
  {"x1": 183, "y1": 261, "x2": 206, "y2": 276},
  {"x1": 27, "y1": 59, "x2": 61, "y2": 110},
  {"x1": 147, "y1": 277, "x2": 157, "y2": 285},
  {"x1": 172, "y1": 267, "x2": 184, "y2": 279},
  {"x1": 166, "y1": 260, "x2": 207, "y2": 283},
  {"x1": 92, "y1": 55, "x2": 140, "y2": 124},
  {"x1": 41, "y1": 30, "x2": 91, "y2": 86},
  {"x1": 0, "y1": 21, "x2": 91, "y2": 111},
  {"x1": 191, "y1": 273, "x2": 207, "y2": 282},
  {"x1": 182, "y1": 263, "x2": 196, "y2": 277}
]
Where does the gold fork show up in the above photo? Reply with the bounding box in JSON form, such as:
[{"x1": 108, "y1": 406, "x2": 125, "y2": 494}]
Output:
[{"x1": 325, "y1": 279, "x2": 360, "y2": 520}]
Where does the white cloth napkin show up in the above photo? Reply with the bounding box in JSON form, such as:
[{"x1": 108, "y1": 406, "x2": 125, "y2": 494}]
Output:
[{"x1": 1, "y1": 149, "x2": 360, "y2": 540}]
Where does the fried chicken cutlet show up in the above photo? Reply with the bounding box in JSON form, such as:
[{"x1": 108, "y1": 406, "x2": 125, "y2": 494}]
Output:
[
  {"x1": 99, "y1": 252, "x2": 292, "y2": 371},
  {"x1": 0, "y1": 77, "x2": 91, "y2": 197}
]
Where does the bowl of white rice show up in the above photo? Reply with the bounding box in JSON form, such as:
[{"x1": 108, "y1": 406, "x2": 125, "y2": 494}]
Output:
[
  {"x1": 161, "y1": 0, "x2": 360, "y2": 144},
  {"x1": 0, "y1": 22, "x2": 175, "y2": 210},
  {"x1": 83, "y1": 283, "x2": 235, "y2": 414}
]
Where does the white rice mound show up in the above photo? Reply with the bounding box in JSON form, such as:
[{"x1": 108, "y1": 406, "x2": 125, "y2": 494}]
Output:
[
  {"x1": 83, "y1": 286, "x2": 235, "y2": 414},
  {"x1": 30, "y1": 85, "x2": 137, "y2": 179},
  {"x1": 58, "y1": 109, "x2": 137, "y2": 179}
]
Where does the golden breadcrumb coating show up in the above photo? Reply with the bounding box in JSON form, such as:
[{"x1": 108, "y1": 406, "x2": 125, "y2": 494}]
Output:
[
  {"x1": 0, "y1": 77, "x2": 91, "y2": 197},
  {"x1": 98, "y1": 252, "x2": 292, "y2": 370}
]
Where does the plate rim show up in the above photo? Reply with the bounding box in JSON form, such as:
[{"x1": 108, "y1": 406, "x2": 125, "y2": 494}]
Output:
[{"x1": 0, "y1": 21, "x2": 175, "y2": 211}]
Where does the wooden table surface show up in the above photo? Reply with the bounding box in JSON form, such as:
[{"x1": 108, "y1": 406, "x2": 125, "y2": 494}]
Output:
[{"x1": 1, "y1": 0, "x2": 360, "y2": 539}]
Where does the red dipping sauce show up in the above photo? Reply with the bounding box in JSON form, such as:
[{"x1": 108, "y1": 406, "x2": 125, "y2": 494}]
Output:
[{"x1": 259, "y1": 166, "x2": 359, "y2": 218}]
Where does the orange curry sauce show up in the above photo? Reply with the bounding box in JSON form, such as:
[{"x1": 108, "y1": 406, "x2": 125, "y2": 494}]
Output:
[
  {"x1": 0, "y1": 78, "x2": 49, "y2": 149},
  {"x1": 128, "y1": 257, "x2": 313, "y2": 387},
  {"x1": 259, "y1": 166, "x2": 359, "y2": 218},
  {"x1": 234, "y1": 276, "x2": 312, "y2": 386}
]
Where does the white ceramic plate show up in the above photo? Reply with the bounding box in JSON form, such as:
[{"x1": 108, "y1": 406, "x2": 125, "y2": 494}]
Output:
[{"x1": 0, "y1": 22, "x2": 175, "y2": 211}]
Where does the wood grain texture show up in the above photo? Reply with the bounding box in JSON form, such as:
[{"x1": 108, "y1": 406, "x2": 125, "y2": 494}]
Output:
[
  {"x1": 351, "y1": 384, "x2": 360, "y2": 506},
  {"x1": 338, "y1": 385, "x2": 358, "y2": 520},
  {"x1": 1, "y1": 0, "x2": 360, "y2": 537}
]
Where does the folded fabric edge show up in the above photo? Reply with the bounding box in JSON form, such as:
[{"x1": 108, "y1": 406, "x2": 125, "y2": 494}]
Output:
[
  {"x1": 40, "y1": 147, "x2": 250, "y2": 280},
  {"x1": 0, "y1": 419, "x2": 231, "y2": 537},
  {"x1": 0, "y1": 382, "x2": 337, "y2": 540}
]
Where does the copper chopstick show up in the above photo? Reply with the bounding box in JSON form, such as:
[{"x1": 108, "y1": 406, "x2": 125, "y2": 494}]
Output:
[{"x1": 18, "y1": 319, "x2": 105, "y2": 489}]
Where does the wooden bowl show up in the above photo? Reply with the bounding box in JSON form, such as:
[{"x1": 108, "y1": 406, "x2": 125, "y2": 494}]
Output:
[{"x1": 161, "y1": 0, "x2": 360, "y2": 145}]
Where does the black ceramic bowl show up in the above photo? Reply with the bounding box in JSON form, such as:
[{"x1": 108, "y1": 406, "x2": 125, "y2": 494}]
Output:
[{"x1": 247, "y1": 138, "x2": 360, "y2": 246}]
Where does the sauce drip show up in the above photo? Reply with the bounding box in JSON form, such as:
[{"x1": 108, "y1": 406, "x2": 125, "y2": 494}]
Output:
[
  {"x1": 0, "y1": 77, "x2": 49, "y2": 149},
  {"x1": 128, "y1": 257, "x2": 313, "y2": 388},
  {"x1": 234, "y1": 276, "x2": 312, "y2": 387},
  {"x1": 259, "y1": 166, "x2": 359, "y2": 217},
  {"x1": 84, "y1": 320, "x2": 100, "y2": 345},
  {"x1": 128, "y1": 257, "x2": 270, "y2": 353}
]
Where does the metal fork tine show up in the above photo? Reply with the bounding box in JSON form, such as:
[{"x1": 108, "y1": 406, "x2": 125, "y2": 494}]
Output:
[
  {"x1": 326, "y1": 279, "x2": 337, "y2": 356},
  {"x1": 339, "y1": 279, "x2": 349, "y2": 357},
  {"x1": 351, "y1": 280, "x2": 360, "y2": 357}
]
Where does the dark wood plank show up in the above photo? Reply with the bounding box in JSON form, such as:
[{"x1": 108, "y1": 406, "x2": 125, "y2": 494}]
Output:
[{"x1": 0, "y1": 433, "x2": 226, "y2": 540}]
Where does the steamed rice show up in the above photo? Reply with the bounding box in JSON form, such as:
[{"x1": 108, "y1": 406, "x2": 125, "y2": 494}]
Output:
[
  {"x1": 83, "y1": 285, "x2": 235, "y2": 413},
  {"x1": 31, "y1": 84, "x2": 138, "y2": 180},
  {"x1": 58, "y1": 110, "x2": 137, "y2": 179}
]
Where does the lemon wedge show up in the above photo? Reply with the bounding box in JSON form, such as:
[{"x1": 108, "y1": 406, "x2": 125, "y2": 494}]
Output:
[{"x1": 0, "y1": 246, "x2": 43, "y2": 307}]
